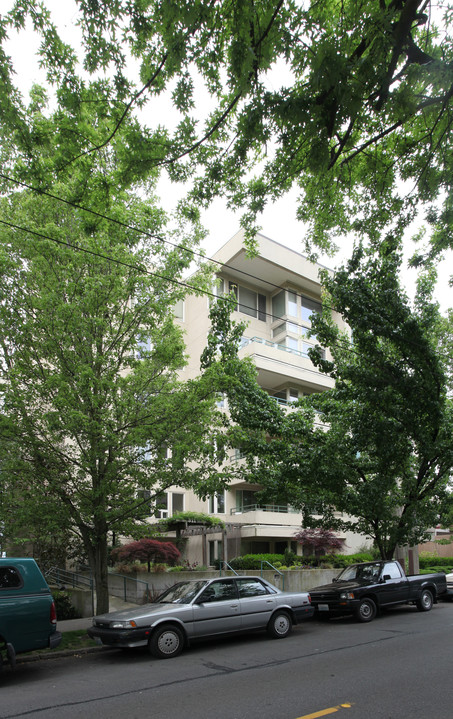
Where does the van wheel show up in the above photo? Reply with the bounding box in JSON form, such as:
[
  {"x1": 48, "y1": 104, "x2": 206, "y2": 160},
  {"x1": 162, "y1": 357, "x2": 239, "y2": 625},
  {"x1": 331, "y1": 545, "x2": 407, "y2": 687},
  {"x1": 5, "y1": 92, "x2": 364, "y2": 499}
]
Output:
[
  {"x1": 149, "y1": 625, "x2": 184, "y2": 659},
  {"x1": 6, "y1": 644, "x2": 16, "y2": 669},
  {"x1": 354, "y1": 598, "x2": 377, "y2": 622},
  {"x1": 416, "y1": 589, "x2": 433, "y2": 612}
]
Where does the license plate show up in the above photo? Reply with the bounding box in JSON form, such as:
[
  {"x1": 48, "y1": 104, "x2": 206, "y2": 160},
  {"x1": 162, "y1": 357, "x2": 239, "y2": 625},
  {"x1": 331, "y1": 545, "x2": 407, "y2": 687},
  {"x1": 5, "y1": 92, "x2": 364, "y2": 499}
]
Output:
[{"x1": 318, "y1": 604, "x2": 330, "y2": 611}]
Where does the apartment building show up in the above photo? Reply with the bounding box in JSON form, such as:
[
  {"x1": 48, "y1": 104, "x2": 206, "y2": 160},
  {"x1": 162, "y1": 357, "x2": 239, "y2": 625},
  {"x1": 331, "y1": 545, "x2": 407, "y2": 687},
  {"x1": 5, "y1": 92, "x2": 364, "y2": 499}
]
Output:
[{"x1": 153, "y1": 230, "x2": 362, "y2": 566}]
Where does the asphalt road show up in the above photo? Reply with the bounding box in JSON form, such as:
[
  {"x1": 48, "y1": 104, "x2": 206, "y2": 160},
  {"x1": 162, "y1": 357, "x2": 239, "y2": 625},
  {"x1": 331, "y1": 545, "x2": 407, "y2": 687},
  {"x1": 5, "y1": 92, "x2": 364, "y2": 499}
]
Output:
[{"x1": 1, "y1": 601, "x2": 452, "y2": 719}]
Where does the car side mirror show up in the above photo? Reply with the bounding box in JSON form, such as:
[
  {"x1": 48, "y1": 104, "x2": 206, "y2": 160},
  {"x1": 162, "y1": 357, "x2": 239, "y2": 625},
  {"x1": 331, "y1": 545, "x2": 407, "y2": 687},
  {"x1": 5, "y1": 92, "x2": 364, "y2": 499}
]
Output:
[{"x1": 382, "y1": 574, "x2": 391, "y2": 582}]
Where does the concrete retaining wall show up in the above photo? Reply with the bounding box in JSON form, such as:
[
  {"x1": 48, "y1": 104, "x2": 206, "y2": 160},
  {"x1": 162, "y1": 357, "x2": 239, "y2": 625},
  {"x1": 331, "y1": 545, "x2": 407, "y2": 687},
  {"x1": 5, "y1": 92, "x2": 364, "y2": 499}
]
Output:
[{"x1": 107, "y1": 568, "x2": 339, "y2": 604}]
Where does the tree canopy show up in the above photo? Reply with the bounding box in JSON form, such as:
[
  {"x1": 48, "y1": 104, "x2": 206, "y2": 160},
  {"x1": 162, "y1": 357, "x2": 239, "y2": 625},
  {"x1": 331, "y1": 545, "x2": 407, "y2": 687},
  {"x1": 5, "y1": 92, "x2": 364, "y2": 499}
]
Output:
[
  {"x1": 0, "y1": 85, "x2": 230, "y2": 614},
  {"x1": 2, "y1": 0, "x2": 453, "y2": 261},
  {"x1": 208, "y1": 248, "x2": 453, "y2": 559}
]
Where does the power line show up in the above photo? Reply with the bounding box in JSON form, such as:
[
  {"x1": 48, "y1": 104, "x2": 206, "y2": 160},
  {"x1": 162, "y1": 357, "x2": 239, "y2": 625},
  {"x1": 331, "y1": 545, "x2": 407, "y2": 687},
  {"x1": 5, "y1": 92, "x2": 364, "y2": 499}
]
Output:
[
  {"x1": 1, "y1": 216, "x2": 443, "y2": 368},
  {"x1": 0, "y1": 217, "x2": 207, "y2": 298},
  {"x1": 0, "y1": 172, "x2": 327, "y2": 302},
  {"x1": 0, "y1": 215, "x2": 327, "y2": 335},
  {"x1": 1, "y1": 181, "x2": 446, "y2": 367}
]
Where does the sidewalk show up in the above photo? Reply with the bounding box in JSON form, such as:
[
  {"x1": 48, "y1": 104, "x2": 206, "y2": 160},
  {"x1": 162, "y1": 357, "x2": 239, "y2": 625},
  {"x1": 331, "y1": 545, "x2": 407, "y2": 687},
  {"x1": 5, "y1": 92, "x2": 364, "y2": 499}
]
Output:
[{"x1": 58, "y1": 597, "x2": 137, "y2": 633}]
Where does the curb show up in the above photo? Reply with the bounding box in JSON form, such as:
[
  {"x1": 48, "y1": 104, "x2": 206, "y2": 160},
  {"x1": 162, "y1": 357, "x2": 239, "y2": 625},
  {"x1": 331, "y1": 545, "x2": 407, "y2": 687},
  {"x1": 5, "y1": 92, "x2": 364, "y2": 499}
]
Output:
[{"x1": 17, "y1": 644, "x2": 113, "y2": 664}]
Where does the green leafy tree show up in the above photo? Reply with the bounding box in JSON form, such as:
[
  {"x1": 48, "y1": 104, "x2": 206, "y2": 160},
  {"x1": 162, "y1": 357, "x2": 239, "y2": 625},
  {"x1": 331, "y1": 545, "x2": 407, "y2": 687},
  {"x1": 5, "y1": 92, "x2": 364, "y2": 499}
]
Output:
[
  {"x1": 0, "y1": 83, "x2": 230, "y2": 614},
  {"x1": 205, "y1": 248, "x2": 453, "y2": 559},
  {"x1": 304, "y1": 245, "x2": 453, "y2": 558},
  {"x1": 3, "y1": 1, "x2": 453, "y2": 257}
]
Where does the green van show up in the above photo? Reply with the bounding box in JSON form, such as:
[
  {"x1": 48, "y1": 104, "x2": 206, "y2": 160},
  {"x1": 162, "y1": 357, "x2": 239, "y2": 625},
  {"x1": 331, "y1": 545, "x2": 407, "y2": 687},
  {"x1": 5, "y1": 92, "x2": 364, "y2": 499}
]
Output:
[{"x1": 0, "y1": 558, "x2": 62, "y2": 669}]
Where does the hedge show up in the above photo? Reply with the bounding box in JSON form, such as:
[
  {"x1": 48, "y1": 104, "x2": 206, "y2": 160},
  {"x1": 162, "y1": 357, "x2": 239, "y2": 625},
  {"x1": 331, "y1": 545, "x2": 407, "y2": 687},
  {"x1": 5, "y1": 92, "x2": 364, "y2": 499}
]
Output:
[{"x1": 215, "y1": 551, "x2": 377, "y2": 571}]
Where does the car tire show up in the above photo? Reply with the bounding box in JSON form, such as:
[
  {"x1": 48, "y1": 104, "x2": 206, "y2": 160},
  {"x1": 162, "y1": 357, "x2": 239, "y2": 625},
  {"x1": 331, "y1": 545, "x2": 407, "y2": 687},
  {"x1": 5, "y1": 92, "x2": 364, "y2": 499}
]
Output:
[
  {"x1": 416, "y1": 589, "x2": 433, "y2": 612},
  {"x1": 354, "y1": 598, "x2": 377, "y2": 623},
  {"x1": 149, "y1": 624, "x2": 184, "y2": 659},
  {"x1": 267, "y1": 611, "x2": 292, "y2": 639}
]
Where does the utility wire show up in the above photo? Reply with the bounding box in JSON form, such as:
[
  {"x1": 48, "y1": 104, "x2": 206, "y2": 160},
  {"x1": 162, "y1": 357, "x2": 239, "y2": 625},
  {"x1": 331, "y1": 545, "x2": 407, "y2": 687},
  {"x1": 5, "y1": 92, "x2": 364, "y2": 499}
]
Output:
[
  {"x1": 0, "y1": 172, "x2": 330, "y2": 303},
  {"x1": 0, "y1": 216, "x2": 330, "y2": 337},
  {"x1": 1, "y1": 180, "x2": 444, "y2": 364},
  {"x1": 3, "y1": 215, "x2": 433, "y2": 369}
]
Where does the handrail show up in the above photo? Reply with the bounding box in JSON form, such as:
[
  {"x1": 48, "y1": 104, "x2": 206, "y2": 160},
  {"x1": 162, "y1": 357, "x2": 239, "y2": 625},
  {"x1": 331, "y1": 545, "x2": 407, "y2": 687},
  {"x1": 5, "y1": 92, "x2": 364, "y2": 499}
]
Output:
[
  {"x1": 45, "y1": 566, "x2": 95, "y2": 615},
  {"x1": 260, "y1": 561, "x2": 285, "y2": 590},
  {"x1": 108, "y1": 572, "x2": 149, "y2": 604},
  {"x1": 218, "y1": 561, "x2": 239, "y2": 576}
]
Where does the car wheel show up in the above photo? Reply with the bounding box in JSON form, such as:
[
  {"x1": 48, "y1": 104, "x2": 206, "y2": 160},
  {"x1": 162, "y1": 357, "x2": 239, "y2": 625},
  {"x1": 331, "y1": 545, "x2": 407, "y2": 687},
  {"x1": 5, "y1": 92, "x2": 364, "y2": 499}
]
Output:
[
  {"x1": 267, "y1": 611, "x2": 292, "y2": 639},
  {"x1": 416, "y1": 589, "x2": 433, "y2": 612},
  {"x1": 354, "y1": 598, "x2": 377, "y2": 623},
  {"x1": 149, "y1": 624, "x2": 184, "y2": 659}
]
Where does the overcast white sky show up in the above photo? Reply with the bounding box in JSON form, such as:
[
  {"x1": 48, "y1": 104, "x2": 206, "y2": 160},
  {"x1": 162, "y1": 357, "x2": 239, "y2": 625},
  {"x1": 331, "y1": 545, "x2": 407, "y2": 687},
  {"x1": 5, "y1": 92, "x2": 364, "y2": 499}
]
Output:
[{"x1": 2, "y1": 0, "x2": 451, "y2": 311}]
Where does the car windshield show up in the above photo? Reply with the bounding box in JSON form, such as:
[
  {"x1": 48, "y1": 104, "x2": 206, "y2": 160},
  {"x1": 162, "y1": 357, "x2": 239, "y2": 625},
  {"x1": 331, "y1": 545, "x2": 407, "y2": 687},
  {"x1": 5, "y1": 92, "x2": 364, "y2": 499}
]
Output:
[
  {"x1": 336, "y1": 563, "x2": 382, "y2": 582},
  {"x1": 156, "y1": 581, "x2": 208, "y2": 604}
]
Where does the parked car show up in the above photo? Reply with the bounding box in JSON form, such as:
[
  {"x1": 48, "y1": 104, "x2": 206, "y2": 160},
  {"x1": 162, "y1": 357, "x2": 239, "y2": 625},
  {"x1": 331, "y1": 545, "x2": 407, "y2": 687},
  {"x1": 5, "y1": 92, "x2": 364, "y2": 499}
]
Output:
[
  {"x1": 443, "y1": 572, "x2": 453, "y2": 600},
  {"x1": 88, "y1": 575, "x2": 314, "y2": 658},
  {"x1": 309, "y1": 560, "x2": 447, "y2": 622},
  {"x1": 0, "y1": 558, "x2": 62, "y2": 670}
]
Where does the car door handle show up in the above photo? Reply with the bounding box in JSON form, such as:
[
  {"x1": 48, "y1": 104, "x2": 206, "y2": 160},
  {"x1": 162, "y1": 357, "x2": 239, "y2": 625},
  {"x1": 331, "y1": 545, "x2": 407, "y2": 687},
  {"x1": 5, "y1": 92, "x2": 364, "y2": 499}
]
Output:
[{"x1": 230, "y1": 604, "x2": 239, "y2": 608}]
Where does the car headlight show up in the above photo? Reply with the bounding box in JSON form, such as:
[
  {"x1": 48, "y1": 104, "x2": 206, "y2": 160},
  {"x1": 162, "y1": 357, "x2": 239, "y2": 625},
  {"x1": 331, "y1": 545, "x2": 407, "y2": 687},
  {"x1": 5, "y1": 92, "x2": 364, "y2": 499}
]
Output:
[
  {"x1": 110, "y1": 620, "x2": 137, "y2": 629},
  {"x1": 340, "y1": 592, "x2": 355, "y2": 600}
]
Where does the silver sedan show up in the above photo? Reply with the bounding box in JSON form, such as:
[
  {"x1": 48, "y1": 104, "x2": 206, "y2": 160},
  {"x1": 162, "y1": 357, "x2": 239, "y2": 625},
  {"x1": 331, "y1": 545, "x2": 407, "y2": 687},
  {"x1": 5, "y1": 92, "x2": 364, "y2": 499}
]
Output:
[{"x1": 88, "y1": 575, "x2": 314, "y2": 658}]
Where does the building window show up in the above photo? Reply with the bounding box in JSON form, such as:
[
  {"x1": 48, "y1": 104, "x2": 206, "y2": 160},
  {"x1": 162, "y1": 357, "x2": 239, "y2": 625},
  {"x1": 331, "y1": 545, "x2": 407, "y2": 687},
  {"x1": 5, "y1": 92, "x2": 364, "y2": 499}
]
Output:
[
  {"x1": 209, "y1": 492, "x2": 225, "y2": 514},
  {"x1": 272, "y1": 290, "x2": 285, "y2": 319},
  {"x1": 216, "y1": 394, "x2": 226, "y2": 409},
  {"x1": 153, "y1": 492, "x2": 168, "y2": 519},
  {"x1": 209, "y1": 540, "x2": 223, "y2": 566},
  {"x1": 172, "y1": 492, "x2": 184, "y2": 513},
  {"x1": 270, "y1": 388, "x2": 303, "y2": 406},
  {"x1": 229, "y1": 282, "x2": 266, "y2": 321},
  {"x1": 136, "y1": 337, "x2": 153, "y2": 358},
  {"x1": 173, "y1": 299, "x2": 184, "y2": 320},
  {"x1": 271, "y1": 290, "x2": 321, "y2": 325},
  {"x1": 301, "y1": 296, "x2": 321, "y2": 324},
  {"x1": 235, "y1": 489, "x2": 258, "y2": 511},
  {"x1": 287, "y1": 291, "x2": 298, "y2": 317}
]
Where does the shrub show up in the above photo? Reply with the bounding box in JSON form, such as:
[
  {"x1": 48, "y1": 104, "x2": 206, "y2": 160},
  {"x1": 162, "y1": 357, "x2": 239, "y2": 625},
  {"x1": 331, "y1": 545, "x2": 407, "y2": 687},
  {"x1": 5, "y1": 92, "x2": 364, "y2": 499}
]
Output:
[
  {"x1": 329, "y1": 552, "x2": 375, "y2": 568},
  {"x1": 223, "y1": 554, "x2": 286, "y2": 570},
  {"x1": 53, "y1": 590, "x2": 81, "y2": 620},
  {"x1": 111, "y1": 538, "x2": 181, "y2": 571},
  {"x1": 294, "y1": 528, "x2": 344, "y2": 555},
  {"x1": 419, "y1": 554, "x2": 453, "y2": 569},
  {"x1": 419, "y1": 565, "x2": 453, "y2": 574}
]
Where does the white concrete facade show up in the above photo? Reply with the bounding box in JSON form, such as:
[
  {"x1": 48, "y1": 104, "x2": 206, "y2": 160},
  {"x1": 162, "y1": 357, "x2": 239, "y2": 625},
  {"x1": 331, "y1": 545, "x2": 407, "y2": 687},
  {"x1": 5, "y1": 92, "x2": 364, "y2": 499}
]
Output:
[{"x1": 147, "y1": 230, "x2": 364, "y2": 565}]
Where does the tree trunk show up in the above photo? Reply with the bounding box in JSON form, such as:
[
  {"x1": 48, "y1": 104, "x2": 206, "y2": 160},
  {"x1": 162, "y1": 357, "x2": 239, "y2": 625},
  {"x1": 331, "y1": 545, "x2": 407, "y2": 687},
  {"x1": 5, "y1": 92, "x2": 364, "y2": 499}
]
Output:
[{"x1": 92, "y1": 537, "x2": 110, "y2": 615}]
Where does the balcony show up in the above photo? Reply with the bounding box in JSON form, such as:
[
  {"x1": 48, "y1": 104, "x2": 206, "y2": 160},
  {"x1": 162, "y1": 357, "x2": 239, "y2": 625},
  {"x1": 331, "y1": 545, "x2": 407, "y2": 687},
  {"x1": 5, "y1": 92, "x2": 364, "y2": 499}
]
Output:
[
  {"x1": 238, "y1": 336, "x2": 334, "y2": 391},
  {"x1": 230, "y1": 504, "x2": 302, "y2": 527}
]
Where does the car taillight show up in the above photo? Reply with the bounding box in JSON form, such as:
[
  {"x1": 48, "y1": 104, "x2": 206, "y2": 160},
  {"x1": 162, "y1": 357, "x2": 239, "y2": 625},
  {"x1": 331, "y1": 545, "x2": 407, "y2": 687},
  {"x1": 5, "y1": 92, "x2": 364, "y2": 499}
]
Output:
[
  {"x1": 308, "y1": 595, "x2": 311, "y2": 603},
  {"x1": 50, "y1": 600, "x2": 57, "y2": 625}
]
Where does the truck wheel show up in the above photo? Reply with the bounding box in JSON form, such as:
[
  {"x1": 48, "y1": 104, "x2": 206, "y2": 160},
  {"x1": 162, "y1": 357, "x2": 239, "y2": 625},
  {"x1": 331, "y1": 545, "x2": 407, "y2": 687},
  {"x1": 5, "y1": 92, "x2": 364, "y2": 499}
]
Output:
[
  {"x1": 416, "y1": 589, "x2": 433, "y2": 612},
  {"x1": 149, "y1": 624, "x2": 184, "y2": 659},
  {"x1": 267, "y1": 611, "x2": 292, "y2": 639},
  {"x1": 355, "y1": 598, "x2": 377, "y2": 623}
]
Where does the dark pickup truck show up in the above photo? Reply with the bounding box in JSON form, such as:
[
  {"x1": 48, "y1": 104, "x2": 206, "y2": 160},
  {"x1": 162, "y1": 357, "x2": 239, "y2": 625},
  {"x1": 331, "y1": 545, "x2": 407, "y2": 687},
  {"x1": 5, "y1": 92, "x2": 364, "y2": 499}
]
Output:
[
  {"x1": 0, "y1": 558, "x2": 62, "y2": 669},
  {"x1": 309, "y1": 560, "x2": 447, "y2": 622}
]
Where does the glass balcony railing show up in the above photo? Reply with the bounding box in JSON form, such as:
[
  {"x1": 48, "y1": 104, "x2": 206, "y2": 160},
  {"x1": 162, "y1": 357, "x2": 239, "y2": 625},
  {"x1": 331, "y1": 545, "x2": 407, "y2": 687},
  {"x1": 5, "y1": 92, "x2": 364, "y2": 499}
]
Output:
[
  {"x1": 230, "y1": 504, "x2": 299, "y2": 515},
  {"x1": 239, "y1": 336, "x2": 325, "y2": 360}
]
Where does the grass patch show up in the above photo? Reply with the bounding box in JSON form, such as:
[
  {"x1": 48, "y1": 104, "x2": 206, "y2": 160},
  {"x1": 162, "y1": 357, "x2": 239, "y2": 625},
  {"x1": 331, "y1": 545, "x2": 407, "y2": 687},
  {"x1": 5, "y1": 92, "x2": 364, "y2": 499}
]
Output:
[{"x1": 22, "y1": 630, "x2": 98, "y2": 657}]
